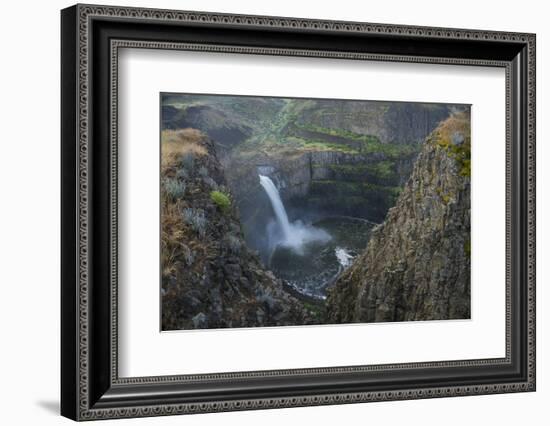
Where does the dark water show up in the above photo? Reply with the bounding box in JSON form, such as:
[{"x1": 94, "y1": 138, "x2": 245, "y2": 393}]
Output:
[{"x1": 268, "y1": 217, "x2": 375, "y2": 299}]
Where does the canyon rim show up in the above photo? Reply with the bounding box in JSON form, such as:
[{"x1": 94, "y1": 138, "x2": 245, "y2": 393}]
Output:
[{"x1": 159, "y1": 93, "x2": 471, "y2": 331}]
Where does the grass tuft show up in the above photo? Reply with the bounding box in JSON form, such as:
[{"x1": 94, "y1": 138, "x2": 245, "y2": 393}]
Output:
[
  {"x1": 210, "y1": 190, "x2": 232, "y2": 213},
  {"x1": 182, "y1": 208, "x2": 207, "y2": 237},
  {"x1": 163, "y1": 178, "x2": 185, "y2": 201}
]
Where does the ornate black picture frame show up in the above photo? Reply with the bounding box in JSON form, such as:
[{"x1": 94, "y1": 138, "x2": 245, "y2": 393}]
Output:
[{"x1": 61, "y1": 4, "x2": 536, "y2": 421}]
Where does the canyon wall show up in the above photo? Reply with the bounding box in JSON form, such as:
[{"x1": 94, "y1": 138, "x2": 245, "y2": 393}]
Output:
[
  {"x1": 160, "y1": 129, "x2": 314, "y2": 330},
  {"x1": 326, "y1": 113, "x2": 471, "y2": 322}
]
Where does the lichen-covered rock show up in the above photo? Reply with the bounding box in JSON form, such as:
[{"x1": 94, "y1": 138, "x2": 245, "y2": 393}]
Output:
[
  {"x1": 160, "y1": 129, "x2": 312, "y2": 330},
  {"x1": 326, "y1": 112, "x2": 471, "y2": 323}
]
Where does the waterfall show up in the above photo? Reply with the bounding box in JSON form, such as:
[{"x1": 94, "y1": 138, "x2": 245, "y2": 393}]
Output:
[
  {"x1": 259, "y1": 174, "x2": 331, "y2": 253},
  {"x1": 259, "y1": 175, "x2": 292, "y2": 241}
]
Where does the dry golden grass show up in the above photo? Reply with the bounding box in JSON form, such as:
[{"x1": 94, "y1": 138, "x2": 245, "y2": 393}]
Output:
[
  {"x1": 161, "y1": 128, "x2": 208, "y2": 169},
  {"x1": 161, "y1": 201, "x2": 184, "y2": 277},
  {"x1": 435, "y1": 110, "x2": 471, "y2": 145},
  {"x1": 161, "y1": 197, "x2": 210, "y2": 278},
  {"x1": 161, "y1": 129, "x2": 210, "y2": 279},
  {"x1": 433, "y1": 110, "x2": 472, "y2": 177}
]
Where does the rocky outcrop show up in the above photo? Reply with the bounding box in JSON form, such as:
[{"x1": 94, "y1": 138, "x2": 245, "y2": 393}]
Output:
[
  {"x1": 160, "y1": 129, "x2": 312, "y2": 330},
  {"x1": 162, "y1": 104, "x2": 252, "y2": 150},
  {"x1": 326, "y1": 113, "x2": 471, "y2": 323},
  {"x1": 295, "y1": 100, "x2": 459, "y2": 145}
]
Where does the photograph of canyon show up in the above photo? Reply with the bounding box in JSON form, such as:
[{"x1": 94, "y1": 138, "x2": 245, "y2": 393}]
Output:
[{"x1": 160, "y1": 93, "x2": 471, "y2": 331}]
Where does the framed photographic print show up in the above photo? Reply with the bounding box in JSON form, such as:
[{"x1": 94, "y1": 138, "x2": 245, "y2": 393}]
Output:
[{"x1": 61, "y1": 4, "x2": 536, "y2": 421}]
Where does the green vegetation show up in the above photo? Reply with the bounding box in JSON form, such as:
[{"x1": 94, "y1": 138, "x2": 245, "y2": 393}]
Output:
[
  {"x1": 182, "y1": 208, "x2": 207, "y2": 237},
  {"x1": 210, "y1": 190, "x2": 232, "y2": 213},
  {"x1": 313, "y1": 162, "x2": 399, "y2": 186},
  {"x1": 436, "y1": 136, "x2": 471, "y2": 177},
  {"x1": 215, "y1": 101, "x2": 421, "y2": 159},
  {"x1": 319, "y1": 164, "x2": 368, "y2": 178},
  {"x1": 365, "y1": 161, "x2": 395, "y2": 180},
  {"x1": 295, "y1": 122, "x2": 372, "y2": 141},
  {"x1": 163, "y1": 178, "x2": 185, "y2": 201},
  {"x1": 309, "y1": 180, "x2": 403, "y2": 211},
  {"x1": 297, "y1": 138, "x2": 359, "y2": 154},
  {"x1": 311, "y1": 180, "x2": 401, "y2": 197},
  {"x1": 293, "y1": 122, "x2": 418, "y2": 158},
  {"x1": 433, "y1": 112, "x2": 471, "y2": 178},
  {"x1": 362, "y1": 182, "x2": 403, "y2": 206},
  {"x1": 362, "y1": 139, "x2": 417, "y2": 158}
]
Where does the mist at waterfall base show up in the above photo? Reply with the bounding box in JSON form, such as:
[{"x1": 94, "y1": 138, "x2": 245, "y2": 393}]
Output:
[
  {"x1": 259, "y1": 175, "x2": 331, "y2": 254},
  {"x1": 257, "y1": 175, "x2": 374, "y2": 300}
]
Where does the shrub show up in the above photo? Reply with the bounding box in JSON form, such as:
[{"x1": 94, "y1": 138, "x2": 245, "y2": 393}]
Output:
[
  {"x1": 198, "y1": 166, "x2": 209, "y2": 177},
  {"x1": 180, "y1": 152, "x2": 195, "y2": 170},
  {"x1": 163, "y1": 178, "x2": 185, "y2": 201},
  {"x1": 182, "y1": 208, "x2": 207, "y2": 237},
  {"x1": 225, "y1": 234, "x2": 242, "y2": 254},
  {"x1": 210, "y1": 190, "x2": 231, "y2": 213},
  {"x1": 176, "y1": 167, "x2": 188, "y2": 180}
]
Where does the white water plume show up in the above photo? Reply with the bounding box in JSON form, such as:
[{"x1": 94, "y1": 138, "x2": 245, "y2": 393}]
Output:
[
  {"x1": 259, "y1": 174, "x2": 330, "y2": 253},
  {"x1": 335, "y1": 247, "x2": 354, "y2": 268}
]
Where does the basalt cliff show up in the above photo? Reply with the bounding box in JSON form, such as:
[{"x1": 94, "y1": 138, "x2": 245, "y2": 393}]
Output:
[
  {"x1": 326, "y1": 113, "x2": 471, "y2": 322},
  {"x1": 160, "y1": 129, "x2": 313, "y2": 330}
]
